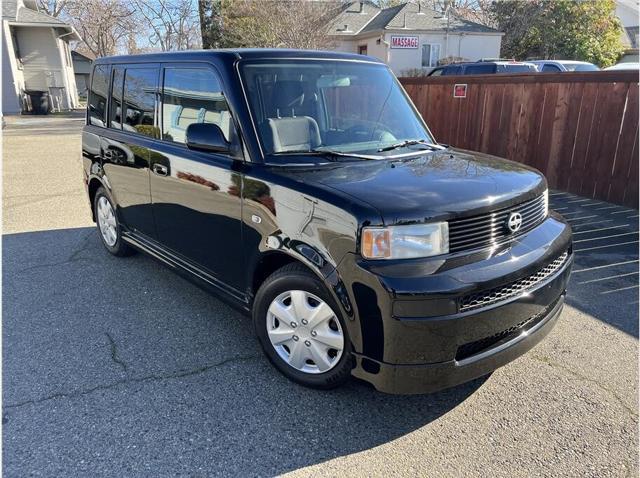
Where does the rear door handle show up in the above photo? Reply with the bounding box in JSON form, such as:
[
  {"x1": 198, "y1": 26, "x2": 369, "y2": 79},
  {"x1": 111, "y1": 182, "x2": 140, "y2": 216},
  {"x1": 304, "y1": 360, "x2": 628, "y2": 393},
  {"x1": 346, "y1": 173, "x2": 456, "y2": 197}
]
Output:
[{"x1": 152, "y1": 164, "x2": 168, "y2": 176}]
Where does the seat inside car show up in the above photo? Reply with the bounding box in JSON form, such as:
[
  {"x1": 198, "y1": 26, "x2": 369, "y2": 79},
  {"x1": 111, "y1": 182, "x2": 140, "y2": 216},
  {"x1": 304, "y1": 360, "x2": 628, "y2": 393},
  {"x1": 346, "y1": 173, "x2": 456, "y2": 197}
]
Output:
[{"x1": 265, "y1": 79, "x2": 321, "y2": 153}]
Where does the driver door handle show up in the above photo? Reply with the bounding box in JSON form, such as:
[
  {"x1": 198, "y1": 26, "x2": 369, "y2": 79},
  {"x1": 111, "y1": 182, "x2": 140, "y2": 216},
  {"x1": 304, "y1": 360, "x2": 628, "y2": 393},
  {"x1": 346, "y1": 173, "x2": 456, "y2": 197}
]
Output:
[{"x1": 152, "y1": 164, "x2": 168, "y2": 176}]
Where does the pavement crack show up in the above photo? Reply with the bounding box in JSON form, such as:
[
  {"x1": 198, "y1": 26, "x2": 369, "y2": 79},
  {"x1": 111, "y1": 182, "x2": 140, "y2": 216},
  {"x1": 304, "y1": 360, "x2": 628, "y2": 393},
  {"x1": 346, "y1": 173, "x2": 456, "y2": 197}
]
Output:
[
  {"x1": 105, "y1": 333, "x2": 128, "y2": 375},
  {"x1": 14, "y1": 231, "x2": 95, "y2": 274},
  {"x1": 532, "y1": 353, "x2": 638, "y2": 419},
  {"x1": 4, "y1": 354, "x2": 262, "y2": 410}
]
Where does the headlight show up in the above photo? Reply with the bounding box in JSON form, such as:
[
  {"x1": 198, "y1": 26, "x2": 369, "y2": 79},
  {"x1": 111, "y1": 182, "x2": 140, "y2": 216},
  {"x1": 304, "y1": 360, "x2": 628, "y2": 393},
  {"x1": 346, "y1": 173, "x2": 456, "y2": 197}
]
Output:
[
  {"x1": 543, "y1": 188, "x2": 549, "y2": 217},
  {"x1": 361, "y1": 222, "x2": 449, "y2": 259}
]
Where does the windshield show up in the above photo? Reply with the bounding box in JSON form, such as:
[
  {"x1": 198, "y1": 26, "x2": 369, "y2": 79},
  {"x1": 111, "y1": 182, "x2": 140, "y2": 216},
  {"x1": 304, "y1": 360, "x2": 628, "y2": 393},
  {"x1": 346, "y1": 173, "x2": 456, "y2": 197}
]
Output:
[{"x1": 239, "y1": 60, "x2": 434, "y2": 158}]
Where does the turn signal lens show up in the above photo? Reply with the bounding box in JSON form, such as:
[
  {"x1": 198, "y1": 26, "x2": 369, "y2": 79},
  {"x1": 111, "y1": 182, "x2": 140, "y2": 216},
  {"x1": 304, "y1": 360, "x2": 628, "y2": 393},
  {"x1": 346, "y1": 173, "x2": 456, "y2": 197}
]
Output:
[
  {"x1": 361, "y1": 222, "x2": 449, "y2": 260},
  {"x1": 362, "y1": 228, "x2": 391, "y2": 259}
]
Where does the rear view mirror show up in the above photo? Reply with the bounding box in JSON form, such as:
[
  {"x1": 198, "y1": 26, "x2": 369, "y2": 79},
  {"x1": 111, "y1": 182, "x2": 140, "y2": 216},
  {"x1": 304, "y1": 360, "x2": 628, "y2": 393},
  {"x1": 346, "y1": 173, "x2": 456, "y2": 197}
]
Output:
[
  {"x1": 317, "y1": 75, "x2": 351, "y2": 88},
  {"x1": 186, "y1": 123, "x2": 230, "y2": 153}
]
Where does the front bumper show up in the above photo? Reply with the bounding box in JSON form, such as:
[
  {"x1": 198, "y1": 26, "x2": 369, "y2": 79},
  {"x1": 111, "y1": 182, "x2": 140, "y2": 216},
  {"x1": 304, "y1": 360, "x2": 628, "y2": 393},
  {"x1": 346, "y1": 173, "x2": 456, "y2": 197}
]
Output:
[
  {"x1": 338, "y1": 214, "x2": 572, "y2": 394},
  {"x1": 353, "y1": 293, "x2": 565, "y2": 394}
]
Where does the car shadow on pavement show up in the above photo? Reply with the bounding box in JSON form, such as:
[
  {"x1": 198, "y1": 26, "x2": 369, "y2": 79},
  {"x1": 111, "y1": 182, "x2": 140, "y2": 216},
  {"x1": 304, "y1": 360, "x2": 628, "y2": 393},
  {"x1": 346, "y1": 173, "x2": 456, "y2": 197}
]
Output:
[{"x1": 3, "y1": 227, "x2": 487, "y2": 477}]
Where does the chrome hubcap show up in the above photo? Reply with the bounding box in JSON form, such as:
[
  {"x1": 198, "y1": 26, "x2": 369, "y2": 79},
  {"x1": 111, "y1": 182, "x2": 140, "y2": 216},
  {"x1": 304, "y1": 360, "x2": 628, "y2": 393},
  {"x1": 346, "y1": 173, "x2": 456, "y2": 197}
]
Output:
[
  {"x1": 97, "y1": 196, "x2": 117, "y2": 247},
  {"x1": 266, "y1": 290, "x2": 344, "y2": 374}
]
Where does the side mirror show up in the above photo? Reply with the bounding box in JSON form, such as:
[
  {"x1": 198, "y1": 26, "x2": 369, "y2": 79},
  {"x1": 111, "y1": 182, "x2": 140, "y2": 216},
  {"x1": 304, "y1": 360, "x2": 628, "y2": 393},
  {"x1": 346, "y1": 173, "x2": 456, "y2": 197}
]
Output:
[{"x1": 185, "y1": 123, "x2": 230, "y2": 153}]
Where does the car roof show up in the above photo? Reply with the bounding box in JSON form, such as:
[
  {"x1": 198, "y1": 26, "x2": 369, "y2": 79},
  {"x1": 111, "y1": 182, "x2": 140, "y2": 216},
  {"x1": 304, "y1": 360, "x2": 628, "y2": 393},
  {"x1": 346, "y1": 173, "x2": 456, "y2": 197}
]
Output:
[
  {"x1": 530, "y1": 60, "x2": 592, "y2": 65},
  {"x1": 94, "y1": 49, "x2": 385, "y2": 65},
  {"x1": 446, "y1": 61, "x2": 534, "y2": 67}
]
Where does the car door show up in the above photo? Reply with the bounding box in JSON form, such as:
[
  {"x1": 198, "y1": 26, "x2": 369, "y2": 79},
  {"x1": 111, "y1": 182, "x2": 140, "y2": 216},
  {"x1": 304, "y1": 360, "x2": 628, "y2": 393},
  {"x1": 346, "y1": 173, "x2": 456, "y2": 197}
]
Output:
[
  {"x1": 148, "y1": 63, "x2": 245, "y2": 293},
  {"x1": 100, "y1": 64, "x2": 160, "y2": 238}
]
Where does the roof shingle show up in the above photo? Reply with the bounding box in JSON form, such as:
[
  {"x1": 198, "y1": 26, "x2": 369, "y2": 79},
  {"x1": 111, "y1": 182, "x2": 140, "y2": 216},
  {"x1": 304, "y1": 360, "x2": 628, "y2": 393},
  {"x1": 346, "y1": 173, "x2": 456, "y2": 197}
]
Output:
[{"x1": 331, "y1": 1, "x2": 499, "y2": 36}]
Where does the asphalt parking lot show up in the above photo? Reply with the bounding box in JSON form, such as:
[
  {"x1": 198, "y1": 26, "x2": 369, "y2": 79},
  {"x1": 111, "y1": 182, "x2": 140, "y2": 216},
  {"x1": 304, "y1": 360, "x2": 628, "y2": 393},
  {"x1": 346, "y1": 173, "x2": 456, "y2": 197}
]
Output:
[{"x1": 3, "y1": 115, "x2": 638, "y2": 477}]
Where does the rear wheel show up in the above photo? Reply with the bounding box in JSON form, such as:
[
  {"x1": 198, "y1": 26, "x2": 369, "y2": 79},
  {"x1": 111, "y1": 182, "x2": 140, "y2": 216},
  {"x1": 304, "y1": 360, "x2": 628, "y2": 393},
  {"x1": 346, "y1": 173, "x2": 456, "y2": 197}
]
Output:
[
  {"x1": 253, "y1": 263, "x2": 353, "y2": 389},
  {"x1": 94, "y1": 187, "x2": 134, "y2": 257}
]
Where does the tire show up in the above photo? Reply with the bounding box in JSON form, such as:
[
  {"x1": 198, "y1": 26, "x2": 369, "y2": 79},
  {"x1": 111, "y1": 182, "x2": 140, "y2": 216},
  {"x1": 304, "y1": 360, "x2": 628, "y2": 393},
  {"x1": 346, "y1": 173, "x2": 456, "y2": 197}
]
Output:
[
  {"x1": 94, "y1": 187, "x2": 134, "y2": 257},
  {"x1": 253, "y1": 263, "x2": 353, "y2": 389}
]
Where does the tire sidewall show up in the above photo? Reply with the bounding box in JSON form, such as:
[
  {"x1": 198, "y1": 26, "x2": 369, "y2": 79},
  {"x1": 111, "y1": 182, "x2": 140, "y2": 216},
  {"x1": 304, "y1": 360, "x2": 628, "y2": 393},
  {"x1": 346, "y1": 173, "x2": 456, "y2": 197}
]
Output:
[{"x1": 253, "y1": 269, "x2": 353, "y2": 389}]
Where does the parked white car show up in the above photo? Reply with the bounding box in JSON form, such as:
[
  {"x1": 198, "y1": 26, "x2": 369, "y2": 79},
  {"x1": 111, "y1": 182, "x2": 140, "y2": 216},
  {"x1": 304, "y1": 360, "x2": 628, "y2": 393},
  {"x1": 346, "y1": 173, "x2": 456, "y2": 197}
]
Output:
[
  {"x1": 604, "y1": 62, "x2": 640, "y2": 71},
  {"x1": 529, "y1": 60, "x2": 599, "y2": 72}
]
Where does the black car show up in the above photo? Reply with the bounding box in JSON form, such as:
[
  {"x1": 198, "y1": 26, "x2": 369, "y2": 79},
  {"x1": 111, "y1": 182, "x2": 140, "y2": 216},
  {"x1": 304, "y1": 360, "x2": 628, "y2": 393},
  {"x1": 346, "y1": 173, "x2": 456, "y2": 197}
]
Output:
[
  {"x1": 428, "y1": 60, "x2": 538, "y2": 76},
  {"x1": 82, "y1": 49, "x2": 572, "y2": 394}
]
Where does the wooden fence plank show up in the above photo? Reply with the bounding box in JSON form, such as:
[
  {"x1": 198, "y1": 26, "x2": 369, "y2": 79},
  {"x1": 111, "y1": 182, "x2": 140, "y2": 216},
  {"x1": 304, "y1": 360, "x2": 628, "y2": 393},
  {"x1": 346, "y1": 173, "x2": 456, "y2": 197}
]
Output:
[
  {"x1": 609, "y1": 85, "x2": 639, "y2": 204},
  {"x1": 399, "y1": 72, "x2": 638, "y2": 207}
]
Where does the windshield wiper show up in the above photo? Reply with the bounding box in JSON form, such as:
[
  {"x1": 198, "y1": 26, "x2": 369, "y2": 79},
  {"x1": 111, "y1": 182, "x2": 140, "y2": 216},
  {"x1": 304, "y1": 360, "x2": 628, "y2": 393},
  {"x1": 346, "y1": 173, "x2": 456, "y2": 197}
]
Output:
[
  {"x1": 272, "y1": 148, "x2": 381, "y2": 160},
  {"x1": 377, "y1": 139, "x2": 445, "y2": 152}
]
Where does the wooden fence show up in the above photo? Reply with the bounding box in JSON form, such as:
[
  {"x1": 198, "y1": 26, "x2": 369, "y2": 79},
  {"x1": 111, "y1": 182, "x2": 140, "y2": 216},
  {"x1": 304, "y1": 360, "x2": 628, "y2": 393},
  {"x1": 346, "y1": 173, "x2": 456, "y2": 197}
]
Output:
[{"x1": 400, "y1": 71, "x2": 639, "y2": 208}]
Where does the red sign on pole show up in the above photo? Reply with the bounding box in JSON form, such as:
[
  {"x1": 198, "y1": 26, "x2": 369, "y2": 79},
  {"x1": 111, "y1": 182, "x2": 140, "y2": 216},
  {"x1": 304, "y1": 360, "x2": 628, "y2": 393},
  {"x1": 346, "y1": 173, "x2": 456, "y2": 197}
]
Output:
[{"x1": 453, "y1": 84, "x2": 467, "y2": 98}]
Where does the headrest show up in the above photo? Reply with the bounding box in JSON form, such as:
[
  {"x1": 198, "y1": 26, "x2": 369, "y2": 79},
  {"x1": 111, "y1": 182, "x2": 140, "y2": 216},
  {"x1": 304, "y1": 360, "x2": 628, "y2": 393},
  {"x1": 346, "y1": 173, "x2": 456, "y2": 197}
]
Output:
[{"x1": 271, "y1": 80, "x2": 304, "y2": 116}]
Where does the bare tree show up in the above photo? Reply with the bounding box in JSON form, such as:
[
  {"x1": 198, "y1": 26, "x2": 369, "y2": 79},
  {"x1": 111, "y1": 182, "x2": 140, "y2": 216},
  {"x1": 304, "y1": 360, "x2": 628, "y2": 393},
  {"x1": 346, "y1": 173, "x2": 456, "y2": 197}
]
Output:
[
  {"x1": 65, "y1": 0, "x2": 136, "y2": 57},
  {"x1": 223, "y1": 0, "x2": 344, "y2": 49},
  {"x1": 132, "y1": 0, "x2": 201, "y2": 51},
  {"x1": 36, "y1": 0, "x2": 67, "y2": 17},
  {"x1": 422, "y1": 0, "x2": 495, "y2": 27}
]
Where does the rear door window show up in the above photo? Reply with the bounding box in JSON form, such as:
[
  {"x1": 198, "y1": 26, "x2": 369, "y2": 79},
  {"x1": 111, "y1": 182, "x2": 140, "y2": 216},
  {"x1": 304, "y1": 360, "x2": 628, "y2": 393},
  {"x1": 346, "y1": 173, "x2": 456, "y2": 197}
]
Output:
[
  {"x1": 110, "y1": 68, "x2": 124, "y2": 129},
  {"x1": 464, "y1": 64, "x2": 496, "y2": 75},
  {"x1": 123, "y1": 68, "x2": 159, "y2": 138},
  {"x1": 498, "y1": 64, "x2": 537, "y2": 73},
  {"x1": 442, "y1": 65, "x2": 463, "y2": 76},
  {"x1": 161, "y1": 67, "x2": 232, "y2": 144},
  {"x1": 88, "y1": 65, "x2": 109, "y2": 126},
  {"x1": 542, "y1": 64, "x2": 562, "y2": 72}
]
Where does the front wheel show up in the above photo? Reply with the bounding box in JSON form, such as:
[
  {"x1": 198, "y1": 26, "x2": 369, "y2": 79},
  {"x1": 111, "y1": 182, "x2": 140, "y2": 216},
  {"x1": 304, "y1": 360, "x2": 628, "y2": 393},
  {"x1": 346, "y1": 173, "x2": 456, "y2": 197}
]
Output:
[{"x1": 253, "y1": 263, "x2": 353, "y2": 389}]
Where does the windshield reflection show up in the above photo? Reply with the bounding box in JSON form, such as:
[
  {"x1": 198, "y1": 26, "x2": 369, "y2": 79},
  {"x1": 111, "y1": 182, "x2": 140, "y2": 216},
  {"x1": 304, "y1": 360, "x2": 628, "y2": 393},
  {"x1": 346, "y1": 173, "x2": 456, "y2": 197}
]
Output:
[{"x1": 240, "y1": 60, "x2": 434, "y2": 159}]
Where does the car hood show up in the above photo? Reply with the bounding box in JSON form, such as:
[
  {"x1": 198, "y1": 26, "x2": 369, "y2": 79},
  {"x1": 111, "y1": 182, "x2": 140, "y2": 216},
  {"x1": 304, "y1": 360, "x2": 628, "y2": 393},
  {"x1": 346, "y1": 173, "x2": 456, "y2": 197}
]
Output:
[{"x1": 285, "y1": 148, "x2": 546, "y2": 225}]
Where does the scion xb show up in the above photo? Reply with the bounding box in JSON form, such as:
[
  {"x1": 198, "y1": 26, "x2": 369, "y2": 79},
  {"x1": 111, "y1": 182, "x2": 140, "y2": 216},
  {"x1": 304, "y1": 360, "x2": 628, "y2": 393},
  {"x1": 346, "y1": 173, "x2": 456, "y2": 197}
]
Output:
[{"x1": 82, "y1": 50, "x2": 572, "y2": 394}]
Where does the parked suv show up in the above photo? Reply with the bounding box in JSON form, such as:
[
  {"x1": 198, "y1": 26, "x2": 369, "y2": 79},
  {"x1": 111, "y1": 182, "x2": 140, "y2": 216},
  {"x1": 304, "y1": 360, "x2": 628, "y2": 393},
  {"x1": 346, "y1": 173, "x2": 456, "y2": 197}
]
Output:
[
  {"x1": 428, "y1": 60, "x2": 538, "y2": 76},
  {"x1": 83, "y1": 50, "x2": 572, "y2": 394}
]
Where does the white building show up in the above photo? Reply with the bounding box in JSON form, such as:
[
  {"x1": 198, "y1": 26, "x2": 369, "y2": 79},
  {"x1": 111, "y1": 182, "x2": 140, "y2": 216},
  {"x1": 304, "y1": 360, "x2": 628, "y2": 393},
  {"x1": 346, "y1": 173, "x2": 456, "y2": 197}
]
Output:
[
  {"x1": 2, "y1": 0, "x2": 80, "y2": 115},
  {"x1": 616, "y1": 0, "x2": 639, "y2": 63},
  {"x1": 328, "y1": 1, "x2": 503, "y2": 76}
]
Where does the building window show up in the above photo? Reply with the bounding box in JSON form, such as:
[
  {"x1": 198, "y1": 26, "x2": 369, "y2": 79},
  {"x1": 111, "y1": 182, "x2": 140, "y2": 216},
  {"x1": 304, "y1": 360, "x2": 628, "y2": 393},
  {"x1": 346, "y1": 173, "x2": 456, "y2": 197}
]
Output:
[
  {"x1": 421, "y1": 44, "x2": 441, "y2": 68},
  {"x1": 358, "y1": 45, "x2": 368, "y2": 55}
]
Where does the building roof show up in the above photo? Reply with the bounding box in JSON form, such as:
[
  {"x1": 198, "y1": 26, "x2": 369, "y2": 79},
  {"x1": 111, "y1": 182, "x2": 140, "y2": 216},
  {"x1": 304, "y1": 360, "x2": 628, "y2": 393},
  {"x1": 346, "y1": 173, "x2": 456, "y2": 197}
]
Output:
[
  {"x1": 328, "y1": 1, "x2": 500, "y2": 37},
  {"x1": 3, "y1": 0, "x2": 74, "y2": 27},
  {"x1": 328, "y1": 1, "x2": 380, "y2": 35},
  {"x1": 71, "y1": 50, "x2": 96, "y2": 62}
]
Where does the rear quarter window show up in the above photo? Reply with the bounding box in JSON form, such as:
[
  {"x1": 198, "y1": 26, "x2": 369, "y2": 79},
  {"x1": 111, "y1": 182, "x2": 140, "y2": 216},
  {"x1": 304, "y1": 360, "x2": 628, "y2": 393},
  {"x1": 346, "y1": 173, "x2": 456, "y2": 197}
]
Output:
[{"x1": 88, "y1": 65, "x2": 109, "y2": 126}]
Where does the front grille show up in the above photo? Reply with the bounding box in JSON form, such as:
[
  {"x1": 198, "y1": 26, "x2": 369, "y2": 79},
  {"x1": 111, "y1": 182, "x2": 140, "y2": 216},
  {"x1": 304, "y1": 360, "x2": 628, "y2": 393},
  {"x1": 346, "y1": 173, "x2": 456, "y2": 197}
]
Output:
[
  {"x1": 459, "y1": 252, "x2": 569, "y2": 312},
  {"x1": 455, "y1": 299, "x2": 558, "y2": 361},
  {"x1": 448, "y1": 194, "x2": 547, "y2": 253}
]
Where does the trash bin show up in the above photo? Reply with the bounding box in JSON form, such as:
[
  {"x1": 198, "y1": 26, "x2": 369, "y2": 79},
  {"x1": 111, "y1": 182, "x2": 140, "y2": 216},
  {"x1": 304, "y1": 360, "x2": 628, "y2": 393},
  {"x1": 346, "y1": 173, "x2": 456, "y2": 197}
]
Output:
[{"x1": 25, "y1": 90, "x2": 50, "y2": 115}]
